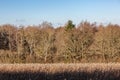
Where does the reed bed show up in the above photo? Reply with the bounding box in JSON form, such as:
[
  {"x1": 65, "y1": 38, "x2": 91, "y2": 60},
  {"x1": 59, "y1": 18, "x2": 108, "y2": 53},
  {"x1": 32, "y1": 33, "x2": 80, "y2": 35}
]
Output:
[{"x1": 0, "y1": 63, "x2": 120, "y2": 80}]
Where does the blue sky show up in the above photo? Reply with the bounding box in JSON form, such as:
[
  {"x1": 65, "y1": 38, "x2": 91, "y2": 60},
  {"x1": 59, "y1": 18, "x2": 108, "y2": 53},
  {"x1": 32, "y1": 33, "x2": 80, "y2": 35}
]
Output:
[{"x1": 0, "y1": 0, "x2": 120, "y2": 26}]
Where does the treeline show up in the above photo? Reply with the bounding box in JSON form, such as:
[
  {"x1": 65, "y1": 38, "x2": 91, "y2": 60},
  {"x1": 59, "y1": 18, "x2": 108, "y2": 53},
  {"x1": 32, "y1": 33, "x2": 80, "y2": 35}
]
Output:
[{"x1": 0, "y1": 20, "x2": 120, "y2": 63}]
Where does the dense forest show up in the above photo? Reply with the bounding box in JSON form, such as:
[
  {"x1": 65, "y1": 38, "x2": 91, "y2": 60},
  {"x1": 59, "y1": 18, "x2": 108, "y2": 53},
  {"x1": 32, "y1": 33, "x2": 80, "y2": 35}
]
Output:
[{"x1": 0, "y1": 20, "x2": 120, "y2": 63}]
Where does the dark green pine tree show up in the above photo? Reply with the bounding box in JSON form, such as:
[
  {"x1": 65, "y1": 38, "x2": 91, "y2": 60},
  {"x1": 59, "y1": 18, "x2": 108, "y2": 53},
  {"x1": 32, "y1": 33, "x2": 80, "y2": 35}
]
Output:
[{"x1": 65, "y1": 20, "x2": 75, "y2": 31}]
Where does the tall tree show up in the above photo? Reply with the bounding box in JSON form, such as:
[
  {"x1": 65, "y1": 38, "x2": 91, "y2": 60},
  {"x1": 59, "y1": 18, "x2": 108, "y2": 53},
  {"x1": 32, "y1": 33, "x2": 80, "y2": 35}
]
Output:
[{"x1": 65, "y1": 20, "x2": 75, "y2": 31}]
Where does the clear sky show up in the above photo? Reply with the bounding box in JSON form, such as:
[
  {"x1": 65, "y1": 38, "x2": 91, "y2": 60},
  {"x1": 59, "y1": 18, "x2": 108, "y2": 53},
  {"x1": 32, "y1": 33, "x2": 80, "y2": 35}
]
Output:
[{"x1": 0, "y1": 0, "x2": 120, "y2": 26}]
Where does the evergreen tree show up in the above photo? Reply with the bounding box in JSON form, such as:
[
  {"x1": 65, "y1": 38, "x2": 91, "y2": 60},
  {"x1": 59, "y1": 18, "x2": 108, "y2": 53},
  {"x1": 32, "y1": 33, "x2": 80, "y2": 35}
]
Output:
[{"x1": 65, "y1": 20, "x2": 75, "y2": 30}]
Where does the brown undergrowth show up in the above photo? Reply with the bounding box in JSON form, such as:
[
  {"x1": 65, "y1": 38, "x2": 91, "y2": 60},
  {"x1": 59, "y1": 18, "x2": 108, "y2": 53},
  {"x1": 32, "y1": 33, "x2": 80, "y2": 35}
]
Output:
[{"x1": 0, "y1": 63, "x2": 119, "y2": 80}]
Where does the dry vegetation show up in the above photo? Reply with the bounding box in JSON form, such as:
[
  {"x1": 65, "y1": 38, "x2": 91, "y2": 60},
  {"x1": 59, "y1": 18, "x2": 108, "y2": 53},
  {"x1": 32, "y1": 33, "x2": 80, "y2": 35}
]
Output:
[
  {"x1": 0, "y1": 63, "x2": 119, "y2": 80},
  {"x1": 0, "y1": 21, "x2": 120, "y2": 63}
]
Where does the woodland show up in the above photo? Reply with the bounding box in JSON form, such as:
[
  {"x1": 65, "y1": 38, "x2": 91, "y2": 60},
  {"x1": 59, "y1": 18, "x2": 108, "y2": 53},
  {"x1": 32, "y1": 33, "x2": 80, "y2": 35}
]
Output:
[{"x1": 0, "y1": 20, "x2": 120, "y2": 63}]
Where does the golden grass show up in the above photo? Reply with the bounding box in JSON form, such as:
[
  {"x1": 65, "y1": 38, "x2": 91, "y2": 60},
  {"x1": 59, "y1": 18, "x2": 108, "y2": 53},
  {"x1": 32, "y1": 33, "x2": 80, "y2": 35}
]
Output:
[
  {"x1": 0, "y1": 63, "x2": 120, "y2": 80},
  {"x1": 0, "y1": 63, "x2": 120, "y2": 72}
]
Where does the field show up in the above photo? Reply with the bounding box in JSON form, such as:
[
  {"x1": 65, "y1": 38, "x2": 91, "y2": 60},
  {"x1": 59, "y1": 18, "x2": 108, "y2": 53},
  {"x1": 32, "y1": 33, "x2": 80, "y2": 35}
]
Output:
[{"x1": 0, "y1": 63, "x2": 120, "y2": 80}]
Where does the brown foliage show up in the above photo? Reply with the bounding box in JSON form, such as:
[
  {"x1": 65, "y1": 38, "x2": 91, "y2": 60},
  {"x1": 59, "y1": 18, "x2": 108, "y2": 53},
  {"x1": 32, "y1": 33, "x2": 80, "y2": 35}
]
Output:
[
  {"x1": 0, "y1": 21, "x2": 120, "y2": 63},
  {"x1": 0, "y1": 63, "x2": 119, "y2": 80}
]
